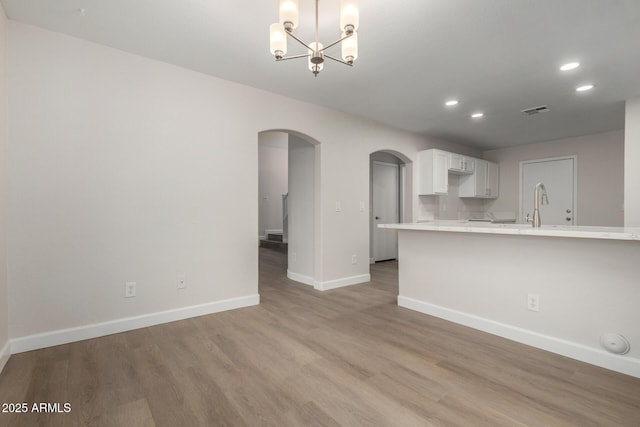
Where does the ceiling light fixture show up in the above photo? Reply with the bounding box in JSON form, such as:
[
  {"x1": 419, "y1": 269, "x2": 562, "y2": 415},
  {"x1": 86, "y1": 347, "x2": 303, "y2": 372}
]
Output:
[
  {"x1": 269, "y1": 0, "x2": 359, "y2": 77},
  {"x1": 560, "y1": 62, "x2": 580, "y2": 71},
  {"x1": 576, "y1": 84, "x2": 594, "y2": 92},
  {"x1": 445, "y1": 100, "x2": 459, "y2": 107},
  {"x1": 471, "y1": 112, "x2": 484, "y2": 119}
]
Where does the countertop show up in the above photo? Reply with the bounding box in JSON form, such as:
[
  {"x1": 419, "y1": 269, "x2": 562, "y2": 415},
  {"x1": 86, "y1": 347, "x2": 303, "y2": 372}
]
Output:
[{"x1": 378, "y1": 220, "x2": 640, "y2": 241}]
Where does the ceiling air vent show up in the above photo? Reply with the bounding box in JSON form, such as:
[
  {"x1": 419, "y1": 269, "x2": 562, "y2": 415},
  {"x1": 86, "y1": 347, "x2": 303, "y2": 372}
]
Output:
[{"x1": 521, "y1": 105, "x2": 549, "y2": 115}]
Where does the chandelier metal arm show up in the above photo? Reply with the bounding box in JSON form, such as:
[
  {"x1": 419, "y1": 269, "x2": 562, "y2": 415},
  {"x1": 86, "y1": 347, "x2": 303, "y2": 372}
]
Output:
[
  {"x1": 324, "y1": 54, "x2": 353, "y2": 67},
  {"x1": 276, "y1": 53, "x2": 312, "y2": 62},
  {"x1": 285, "y1": 30, "x2": 313, "y2": 52},
  {"x1": 319, "y1": 32, "x2": 353, "y2": 54}
]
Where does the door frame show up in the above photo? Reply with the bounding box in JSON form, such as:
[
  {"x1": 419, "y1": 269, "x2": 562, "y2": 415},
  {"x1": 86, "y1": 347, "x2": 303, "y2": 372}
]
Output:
[
  {"x1": 519, "y1": 155, "x2": 578, "y2": 224},
  {"x1": 371, "y1": 160, "x2": 401, "y2": 263}
]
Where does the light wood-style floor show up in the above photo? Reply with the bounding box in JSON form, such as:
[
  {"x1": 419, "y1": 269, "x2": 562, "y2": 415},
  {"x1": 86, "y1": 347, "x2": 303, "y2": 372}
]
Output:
[{"x1": 1, "y1": 248, "x2": 639, "y2": 426}]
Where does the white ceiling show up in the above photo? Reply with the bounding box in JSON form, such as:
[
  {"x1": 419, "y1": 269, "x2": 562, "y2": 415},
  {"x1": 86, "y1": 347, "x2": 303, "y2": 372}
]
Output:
[{"x1": 3, "y1": 0, "x2": 640, "y2": 149}]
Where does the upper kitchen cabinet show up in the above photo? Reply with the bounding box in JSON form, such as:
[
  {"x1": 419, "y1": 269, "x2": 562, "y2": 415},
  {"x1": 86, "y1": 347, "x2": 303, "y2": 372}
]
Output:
[
  {"x1": 418, "y1": 149, "x2": 449, "y2": 195},
  {"x1": 448, "y1": 153, "x2": 475, "y2": 175},
  {"x1": 459, "y1": 159, "x2": 499, "y2": 198},
  {"x1": 486, "y1": 161, "x2": 499, "y2": 198}
]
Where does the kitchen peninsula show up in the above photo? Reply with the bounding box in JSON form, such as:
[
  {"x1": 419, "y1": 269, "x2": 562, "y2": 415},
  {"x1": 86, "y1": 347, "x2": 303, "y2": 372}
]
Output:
[{"x1": 379, "y1": 221, "x2": 640, "y2": 377}]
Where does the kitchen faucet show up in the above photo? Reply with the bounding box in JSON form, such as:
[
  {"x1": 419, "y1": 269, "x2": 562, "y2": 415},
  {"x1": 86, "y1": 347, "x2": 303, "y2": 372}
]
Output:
[{"x1": 526, "y1": 182, "x2": 549, "y2": 228}]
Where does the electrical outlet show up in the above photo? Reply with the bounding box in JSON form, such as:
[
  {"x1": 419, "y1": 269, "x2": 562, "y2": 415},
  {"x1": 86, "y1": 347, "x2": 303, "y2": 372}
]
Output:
[
  {"x1": 527, "y1": 293, "x2": 540, "y2": 312},
  {"x1": 125, "y1": 282, "x2": 137, "y2": 298},
  {"x1": 177, "y1": 274, "x2": 187, "y2": 289},
  {"x1": 291, "y1": 252, "x2": 296, "y2": 262},
  {"x1": 335, "y1": 201, "x2": 342, "y2": 212},
  {"x1": 351, "y1": 254, "x2": 357, "y2": 264},
  {"x1": 359, "y1": 201, "x2": 365, "y2": 212}
]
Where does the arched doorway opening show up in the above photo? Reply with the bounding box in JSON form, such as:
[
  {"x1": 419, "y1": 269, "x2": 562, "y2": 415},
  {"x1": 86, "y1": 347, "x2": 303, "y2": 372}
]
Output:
[{"x1": 258, "y1": 130, "x2": 321, "y2": 287}]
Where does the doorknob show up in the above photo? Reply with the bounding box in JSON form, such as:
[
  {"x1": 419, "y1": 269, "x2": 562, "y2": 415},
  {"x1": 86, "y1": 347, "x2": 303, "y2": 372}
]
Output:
[
  {"x1": 566, "y1": 209, "x2": 572, "y2": 213},
  {"x1": 375, "y1": 216, "x2": 381, "y2": 220},
  {"x1": 566, "y1": 217, "x2": 572, "y2": 221}
]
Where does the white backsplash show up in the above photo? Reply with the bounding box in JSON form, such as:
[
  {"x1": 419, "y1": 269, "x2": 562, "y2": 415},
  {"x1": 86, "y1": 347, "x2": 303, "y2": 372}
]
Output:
[{"x1": 418, "y1": 174, "x2": 484, "y2": 221}]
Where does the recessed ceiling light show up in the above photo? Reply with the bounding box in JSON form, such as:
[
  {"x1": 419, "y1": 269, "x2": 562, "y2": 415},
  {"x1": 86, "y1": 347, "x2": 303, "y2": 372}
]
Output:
[
  {"x1": 576, "y1": 84, "x2": 594, "y2": 92},
  {"x1": 471, "y1": 112, "x2": 484, "y2": 119},
  {"x1": 445, "y1": 100, "x2": 459, "y2": 107},
  {"x1": 560, "y1": 62, "x2": 580, "y2": 71}
]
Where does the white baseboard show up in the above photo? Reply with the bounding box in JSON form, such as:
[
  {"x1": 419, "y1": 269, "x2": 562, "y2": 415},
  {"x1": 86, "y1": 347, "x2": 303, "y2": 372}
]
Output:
[
  {"x1": 287, "y1": 270, "x2": 315, "y2": 287},
  {"x1": 11, "y1": 294, "x2": 260, "y2": 354},
  {"x1": 398, "y1": 296, "x2": 640, "y2": 378},
  {"x1": 287, "y1": 271, "x2": 371, "y2": 291},
  {"x1": 265, "y1": 229, "x2": 283, "y2": 234},
  {"x1": 316, "y1": 274, "x2": 371, "y2": 291},
  {"x1": 0, "y1": 340, "x2": 10, "y2": 374}
]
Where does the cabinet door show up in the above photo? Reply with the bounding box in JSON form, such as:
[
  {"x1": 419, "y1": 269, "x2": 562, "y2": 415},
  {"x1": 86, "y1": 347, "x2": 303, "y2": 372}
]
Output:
[
  {"x1": 458, "y1": 159, "x2": 487, "y2": 197},
  {"x1": 475, "y1": 159, "x2": 488, "y2": 196},
  {"x1": 449, "y1": 153, "x2": 474, "y2": 173},
  {"x1": 448, "y1": 153, "x2": 464, "y2": 171},
  {"x1": 418, "y1": 149, "x2": 448, "y2": 195},
  {"x1": 486, "y1": 161, "x2": 499, "y2": 198},
  {"x1": 459, "y1": 159, "x2": 495, "y2": 198},
  {"x1": 463, "y1": 156, "x2": 475, "y2": 173},
  {"x1": 433, "y1": 150, "x2": 449, "y2": 194},
  {"x1": 458, "y1": 167, "x2": 476, "y2": 197}
]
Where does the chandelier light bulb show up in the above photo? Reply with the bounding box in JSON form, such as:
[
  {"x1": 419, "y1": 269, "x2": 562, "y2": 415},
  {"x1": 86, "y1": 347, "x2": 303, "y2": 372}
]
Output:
[
  {"x1": 340, "y1": 0, "x2": 360, "y2": 33},
  {"x1": 279, "y1": 0, "x2": 299, "y2": 31},
  {"x1": 342, "y1": 32, "x2": 358, "y2": 64},
  {"x1": 270, "y1": 23, "x2": 287, "y2": 58},
  {"x1": 308, "y1": 42, "x2": 324, "y2": 76}
]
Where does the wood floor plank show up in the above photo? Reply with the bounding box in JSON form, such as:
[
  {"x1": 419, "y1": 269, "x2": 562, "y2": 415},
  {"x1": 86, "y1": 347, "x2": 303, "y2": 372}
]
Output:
[
  {"x1": 281, "y1": 400, "x2": 341, "y2": 427},
  {"x1": 110, "y1": 398, "x2": 155, "y2": 427},
  {"x1": 1, "y1": 247, "x2": 639, "y2": 426}
]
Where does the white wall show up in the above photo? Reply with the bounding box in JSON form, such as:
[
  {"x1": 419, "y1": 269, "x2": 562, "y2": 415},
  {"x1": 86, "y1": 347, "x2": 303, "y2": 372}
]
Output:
[
  {"x1": 287, "y1": 135, "x2": 315, "y2": 282},
  {"x1": 6, "y1": 22, "x2": 437, "y2": 344},
  {"x1": 625, "y1": 98, "x2": 640, "y2": 227},
  {"x1": 484, "y1": 130, "x2": 624, "y2": 226},
  {"x1": 0, "y1": 4, "x2": 9, "y2": 371},
  {"x1": 258, "y1": 132, "x2": 288, "y2": 238}
]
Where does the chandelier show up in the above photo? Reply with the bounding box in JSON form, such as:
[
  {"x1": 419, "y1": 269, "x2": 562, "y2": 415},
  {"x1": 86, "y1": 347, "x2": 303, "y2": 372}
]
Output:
[{"x1": 269, "y1": 0, "x2": 360, "y2": 77}]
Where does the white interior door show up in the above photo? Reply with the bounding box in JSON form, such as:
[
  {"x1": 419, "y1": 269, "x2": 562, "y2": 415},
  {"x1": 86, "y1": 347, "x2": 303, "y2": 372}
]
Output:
[
  {"x1": 373, "y1": 161, "x2": 399, "y2": 261},
  {"x1": 521, "y1": 157, "x2": 576, "y2": 225}
]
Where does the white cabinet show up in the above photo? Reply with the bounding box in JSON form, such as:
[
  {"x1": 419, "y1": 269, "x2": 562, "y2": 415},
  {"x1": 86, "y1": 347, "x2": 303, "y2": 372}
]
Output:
[
  {"x1": 418, "y1": 149, "x2": 449, "y2": 195},
  {"x1": 486, "y1": 161, "x2": 499, "y2": 198},
  {"x1": 459, "y1": 159, "x2": 499, "y2": 198},
  {"x1": 448, "y1": 153, "x2": 475, "y2": 174},
  {"x1": 419, "y1": 149, "x2": 499, "y2": 198}
]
